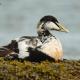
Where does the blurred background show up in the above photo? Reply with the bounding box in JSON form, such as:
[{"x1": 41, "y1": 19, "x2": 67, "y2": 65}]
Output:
[{"x1": 0, "y1": 0, "x2": 80, "y2": 59}]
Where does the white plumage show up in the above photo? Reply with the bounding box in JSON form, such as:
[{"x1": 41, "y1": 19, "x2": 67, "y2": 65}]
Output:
[{"x1": 17, "y1": 37, "x2": 42, "y2": 58}]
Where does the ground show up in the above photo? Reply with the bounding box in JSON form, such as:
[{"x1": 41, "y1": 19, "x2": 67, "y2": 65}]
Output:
[{"x1": 0, "y1": 57, "x2": 80, "y2": 80}]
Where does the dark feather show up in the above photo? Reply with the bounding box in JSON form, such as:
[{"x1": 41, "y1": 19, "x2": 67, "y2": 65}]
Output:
[
  {"x1": 4, "y1": 40, "x2": 19, "y2": 53},
  {"x1": 0, "y1": 40, "x2": 19, "y2": 57},
  {"x1": 27, "y1": 47, "x2": 55, "y2": 62}
]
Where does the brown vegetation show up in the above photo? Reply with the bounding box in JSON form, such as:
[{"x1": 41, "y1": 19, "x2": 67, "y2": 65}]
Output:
[{"x1": 0, "y1": 58, "x2": 80, "y2": 80}]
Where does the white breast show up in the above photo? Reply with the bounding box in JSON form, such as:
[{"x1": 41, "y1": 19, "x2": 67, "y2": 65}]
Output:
[{"x1": 39, "y1": 37, "x2": 63, "y2": 60}]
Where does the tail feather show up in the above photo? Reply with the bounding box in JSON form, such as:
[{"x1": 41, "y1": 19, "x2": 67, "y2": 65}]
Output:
[
  {"x1": 0, "y1": 40, "x2": 19, "y2": 57},
  {"x1": 0, "y1": 47, "x2": 12, "y2": 57},
  {"x1": 4, "y1": 40, "x2": 19, "y2": 53}
]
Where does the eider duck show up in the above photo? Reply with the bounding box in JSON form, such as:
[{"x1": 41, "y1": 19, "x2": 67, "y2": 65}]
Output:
[{"x1": 0, "y1": 15, "x2": 69, "y2": 61}]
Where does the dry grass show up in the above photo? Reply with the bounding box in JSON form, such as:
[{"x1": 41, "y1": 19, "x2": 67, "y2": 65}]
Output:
[{"x1": 0, "y1": 58, "x2": 80, "y2": 80}]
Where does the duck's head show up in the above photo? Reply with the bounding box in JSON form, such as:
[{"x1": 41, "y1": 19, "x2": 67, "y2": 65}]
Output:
[{"x1": 37, "y1": 15, "x2": 69, "y2": 35}]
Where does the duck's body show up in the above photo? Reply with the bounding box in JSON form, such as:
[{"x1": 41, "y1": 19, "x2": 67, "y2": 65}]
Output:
[
  {"x1": 17, "y1": 31, "x2": 63, "y2": 61},
  {"x1": 0, "y1": 15, "x2": 69, "y2": 61}
]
